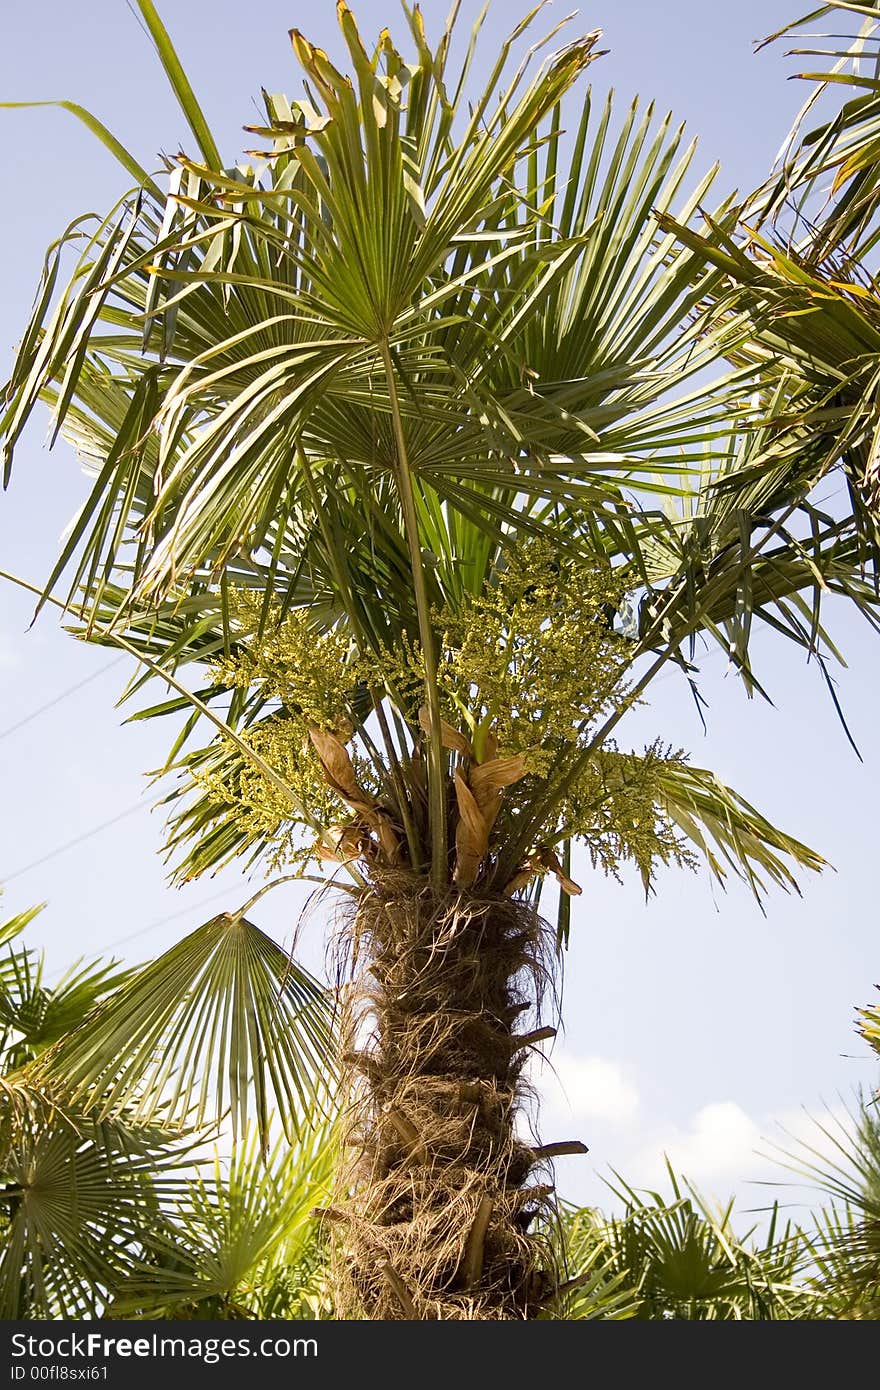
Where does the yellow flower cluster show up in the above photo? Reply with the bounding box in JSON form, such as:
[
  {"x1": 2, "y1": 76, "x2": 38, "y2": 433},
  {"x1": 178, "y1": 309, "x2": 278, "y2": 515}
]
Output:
[
  {"x1": 429, "y1": 540, "x2": 631, "y2": 764},
  {"x1": 182, "y1": 544, "x2": 694, "y2": 892},
  {"x1": 564, "y1": 744, "x2": 697, "y2": 890}
]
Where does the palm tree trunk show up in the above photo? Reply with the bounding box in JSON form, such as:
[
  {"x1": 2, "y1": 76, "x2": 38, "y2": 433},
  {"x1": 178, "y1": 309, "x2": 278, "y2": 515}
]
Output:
[{"x1": 327, "y1": 874, "x2": 570, "y2": 1320}]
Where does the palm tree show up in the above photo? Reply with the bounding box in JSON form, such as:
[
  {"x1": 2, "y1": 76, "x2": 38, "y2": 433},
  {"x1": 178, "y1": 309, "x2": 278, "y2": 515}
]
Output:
[
  {"x1": 3, "y1": 2, "x2": 878, "y2": 1318},
  {"x1": 0, "y1": 896, "x2": 334, "y2": 1317},
  {"x1": 788, "y1": 1100, "x2": 880, "y2": 1318}
]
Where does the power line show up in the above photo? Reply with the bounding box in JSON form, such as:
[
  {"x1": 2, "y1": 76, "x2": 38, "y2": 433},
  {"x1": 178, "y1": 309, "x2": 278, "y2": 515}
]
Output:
[
  {"x1": 99, "y1": 887, "x2": 237, "y2": 955},
  {"x1": 2, "y1": 800, "x2": 150, "y2": 883},
  {"x1": 0, "y1": 656, "x2": 125, "y2": 741},
  {"x1": 99, "y1": 875, "x2": 316, "y2": 958},
  {"x1": 41, "y1": 885, "x2": 252, "y2": 987},
  {"x1": 44, "y1": 881, "x2": 302, "y2": 983}
]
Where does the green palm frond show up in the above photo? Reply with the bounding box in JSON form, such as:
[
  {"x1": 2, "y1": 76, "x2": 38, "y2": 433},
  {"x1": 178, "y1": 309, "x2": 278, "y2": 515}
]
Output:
[
  {"x1": 0, "y1": 901, "x2": 132, "y2": 1110},
  {"x1": 764, "y1": 1091, "x2": 880, "y2": 1317},
  {"x1": 596, "y1": 1163, "x2": 812, "y2": 1319},
  {"x1": 653, "y1": 759, "x2": 826, "y2": 900},
  {"x1": 0, "y1": 902, "x2": 44, "y2": 996},
  {"x1": 109, "y1": 1119, "x2": 336, "y2": 1319},
  {"x1": 756, "y1": 2, "x2": 880, "y2": 260},
  {"x1": 0, "y1": 899, "x2": 336, "y2": 1319},
  {"x1": 651, "y1": 4, "x2": 880, "y2": 590},
  {"x1": 36, "y1": 911, "x2": 336, "y2": 1147},
  {"x1": 0, "y1": 903, "x2": 41, "y2": 949},
  {"x1": 549, "y1": 1205, "x2": 639, "y2": 1320},
  {"x1": 0, "y1": 949, "x2": 132, "y2": 1069},
  {"x1": 656, "y1": 212, "x2": 880, "y2": 520},
  {"x1": 4, "y1": 2, "x2": 869, "y2": 908},
  {"x1": 0, "y1": 3, "x2": 741, "y2": 642},
  {"x1": 858, "y1": 989, "x2": 880, "y2": 1061}
]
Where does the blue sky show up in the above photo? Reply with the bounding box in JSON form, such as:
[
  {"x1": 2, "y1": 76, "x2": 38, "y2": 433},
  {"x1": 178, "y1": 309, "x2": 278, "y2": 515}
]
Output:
[{"x1": 1, "y1": 0, "x2": 877, "y2": 1213}]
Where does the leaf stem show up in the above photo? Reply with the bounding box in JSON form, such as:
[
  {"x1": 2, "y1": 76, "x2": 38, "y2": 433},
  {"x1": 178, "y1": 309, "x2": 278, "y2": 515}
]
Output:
[{"x1": 379, "y1": 337, "x2": 448, "y2": 887}]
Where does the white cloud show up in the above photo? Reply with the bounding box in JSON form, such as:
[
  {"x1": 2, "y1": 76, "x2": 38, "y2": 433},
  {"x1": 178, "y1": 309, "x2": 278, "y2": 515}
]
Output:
[
  {"x1": 535, "y1": 1051, "x2": 640, "y2": 1127},
  {"x1": 526, "y1": 1047, "x2": 863, "y2": 1217},
  {"x1": 625, "y1": 1099, "x2": 857, "y2": 1205},
  {"x1": 636, "y1": 1101, "x2": 762, "y2": 1189}
]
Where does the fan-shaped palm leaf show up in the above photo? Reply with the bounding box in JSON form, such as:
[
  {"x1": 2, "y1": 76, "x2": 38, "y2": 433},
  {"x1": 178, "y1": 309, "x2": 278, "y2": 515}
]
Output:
[
  {"x1": 763, "y1": 1091, "x2": 880, "y2": 1317},
  {"x1": 653, "y1": 5, "x2": 880, "y2": 584},
  {"x1": 0, "y1": 943, "x2": 132, "y2": 1070},
  {"x1": 0, "y1": 1109, "x2": 195, "y2": 1317},
  {"x1": 36, "y1": 911, "x2": 335, "y2": 1146},
  {"x1": 550, "y1": 1205, "x2": 638, "y2": 1320}
]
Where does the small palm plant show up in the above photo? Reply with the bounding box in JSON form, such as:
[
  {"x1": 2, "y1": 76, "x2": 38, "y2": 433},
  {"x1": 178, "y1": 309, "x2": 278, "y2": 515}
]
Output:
[
  {"x1": 106, "y1": 1126, "x2": 337, "y2": 1321},
  {"x1": 792, "y1": 1099, "x2": 880, "y2": 1318},
  {"x1": 0, "y1": 897, "x2": 334, "y2": 1317},
  {"x1": 0, "y1": 900, "x2": 181, "y2": 1316},
  {"x1": 585, "y1": 1166, "x2": 812, "y2": 1320}
]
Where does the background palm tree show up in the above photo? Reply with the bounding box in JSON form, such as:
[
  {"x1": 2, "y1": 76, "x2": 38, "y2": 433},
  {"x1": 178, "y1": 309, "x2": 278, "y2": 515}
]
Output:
[
  {"x1": 3, "y1": 1, "x2": 879, "y2": 1318},
  {"x1": 105, "y1": 1125, "x2": 337, "y2": 1321},
  {"x1": 0, "y1": 898, "x2": 185, "y2": 1317},
  {"x1": 0, "y1": 895, "x2": 334, "y2": 1317},
  {"x1": 557, "y1": 1166, "x2": 814, "y2": 1320},
  {"x1": 785, "y1": 1100, "x2": 880, "y2": 1318}
]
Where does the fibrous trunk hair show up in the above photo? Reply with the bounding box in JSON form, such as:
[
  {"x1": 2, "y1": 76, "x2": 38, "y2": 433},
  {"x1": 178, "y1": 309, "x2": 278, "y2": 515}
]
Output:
[{"x1": 324, "y1": 873, "x2": 564, "y2": 1320}]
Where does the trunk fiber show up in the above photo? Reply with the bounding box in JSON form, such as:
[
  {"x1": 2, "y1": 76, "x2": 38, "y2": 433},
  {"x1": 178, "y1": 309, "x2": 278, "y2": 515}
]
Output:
[{"x1": 327, "y1": 875, "x2": 565, "y2": 1320}]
